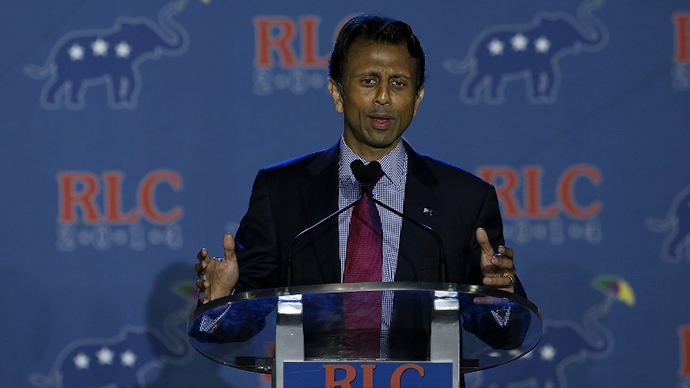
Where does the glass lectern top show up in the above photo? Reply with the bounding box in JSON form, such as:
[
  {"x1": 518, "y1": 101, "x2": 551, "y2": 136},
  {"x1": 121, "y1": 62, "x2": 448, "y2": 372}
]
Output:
[{"x1": 188, "y1": 282, "x2": 541, "y2": 374}]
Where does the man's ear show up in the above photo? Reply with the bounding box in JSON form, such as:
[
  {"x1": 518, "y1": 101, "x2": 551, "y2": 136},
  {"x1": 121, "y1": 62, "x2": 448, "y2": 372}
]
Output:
[
  {"x1": 412, "y1": 86, "x2": 425, "y2": 118},
  {"x1": 328, "y1": 78, "x2": 344, "y2": 113}
]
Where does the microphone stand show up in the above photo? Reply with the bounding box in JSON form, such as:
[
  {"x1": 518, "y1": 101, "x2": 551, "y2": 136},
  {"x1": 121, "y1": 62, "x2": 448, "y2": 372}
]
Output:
[
  {"x1": 285, "y1": 159, "x2": 450, "y2": 286},
  {"x1": 285, "y1": 195, "x2": 363, "y2": 287},
  {"x1": 361, "y1": 185, "x2": 449, "y2": 283}
]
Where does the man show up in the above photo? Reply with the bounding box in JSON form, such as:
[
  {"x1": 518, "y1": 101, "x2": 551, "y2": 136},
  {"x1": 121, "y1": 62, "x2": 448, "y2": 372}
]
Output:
[
  {"x1": 195, "y1": 13, "x2": 521, "y2": 320},
  {"x1": 193, "y1": 15, "x2": 526, "y2": 387}
]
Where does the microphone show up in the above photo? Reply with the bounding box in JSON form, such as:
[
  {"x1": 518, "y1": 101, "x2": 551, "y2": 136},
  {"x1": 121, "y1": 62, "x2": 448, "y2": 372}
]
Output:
[
  {"x1": 350, "y1": 159, "x2": 380, "y2": 186},
  {"x1": 350, "y1": 160, "x2": 449, "y2": 283}
]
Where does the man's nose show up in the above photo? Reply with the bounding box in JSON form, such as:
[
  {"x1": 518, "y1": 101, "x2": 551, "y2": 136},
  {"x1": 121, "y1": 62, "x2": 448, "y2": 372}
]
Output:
[{"x1": 373, "y1": 84, "x2": 391, "y2": 105}]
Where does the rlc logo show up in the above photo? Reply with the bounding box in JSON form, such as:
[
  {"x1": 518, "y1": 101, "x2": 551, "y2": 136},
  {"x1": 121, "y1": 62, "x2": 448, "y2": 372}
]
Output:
[
  {"x1": 252, "y1": 15, "x2": 353, "y2": 96},
  {"x1": 672, "y1": 12, "x2": 690, "y2": 91},
  {"x1": 283, "y1": 362, "x2": 451, "y2": 388},
  {"x1": 681, "y1": 326, "x2": 690, "y2": 377},
  {"x1": 324, "y1": 364, "x2": 424, "y2": 388},
  {"x1": 478, "y1": 164, "x2": 601, "y2": 219},
  {"x1": 254, "y1": 16, "x2": 330, "y2": 68},
  {"x1": 443, "y1": 0, "x2": 607, "y2": 104},
  {"x1": 24, "y1": 1, "x2": 189, "y2": 110},
  {"x1": 674, "y1": 13, "x2": 690, "y2": 64},
  {"x1": 56, "y1": 169, "x2": 184, "y2": 251},
  {"x1": 58, "y1": 170, "x2": 183, "y2": 224},
  {"x1": 478, "y1": 164, "x2": 603, "y2": 245}
]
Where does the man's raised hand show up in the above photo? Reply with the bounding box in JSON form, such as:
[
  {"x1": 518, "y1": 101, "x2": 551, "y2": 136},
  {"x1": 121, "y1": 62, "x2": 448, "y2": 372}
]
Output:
[
  {"x1": 195, "y1": 232, "x2": 239, "y2": 304},
  {"x1": 476, "y1": 227, "x2": 516, "y2": 293}
]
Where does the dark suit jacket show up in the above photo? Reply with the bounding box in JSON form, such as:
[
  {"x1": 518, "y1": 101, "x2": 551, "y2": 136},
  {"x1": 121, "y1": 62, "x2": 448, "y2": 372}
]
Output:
[
  {"x1": 195, "y1": 141, "x2": 528, "y2": 387},
  {"x1": 234, "y1": 140, "x2": 508, "y2": 292}
]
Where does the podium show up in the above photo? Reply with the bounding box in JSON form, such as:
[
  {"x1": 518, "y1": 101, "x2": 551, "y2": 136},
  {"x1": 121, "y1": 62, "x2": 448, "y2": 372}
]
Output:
[{"x1": 188, "y1": 282, "x2": 542, "y2": 387}]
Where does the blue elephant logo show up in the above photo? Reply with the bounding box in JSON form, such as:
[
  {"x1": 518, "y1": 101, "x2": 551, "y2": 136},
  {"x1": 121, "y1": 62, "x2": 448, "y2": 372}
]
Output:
[
  {"x1": 443, "y1": 0, "x2": 607, "y2": 104},
  {"x1": 28, "y1": 281, "x2": 197, "y2": 388},
  {"x1": 646, "y1": 186, "x2": 690, "y2": 263},
  {"x1": 466, "y1": 276, "x2": 633, "y2": 388},
  {"x1": 29, "y1": 326, "x2": 193, "y2": 388},
  {"x1": 24, "y1": 1, "x2": 189, "y2": 110}
]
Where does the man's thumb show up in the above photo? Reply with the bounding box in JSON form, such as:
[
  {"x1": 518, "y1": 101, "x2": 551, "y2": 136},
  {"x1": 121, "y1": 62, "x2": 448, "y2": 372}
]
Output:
[
  {"x1": 223, "y1": 232, "x2": 236, "y2": 261},
  {"x1": 475, "y1": 227, "x2": 493, "y2": 254}
]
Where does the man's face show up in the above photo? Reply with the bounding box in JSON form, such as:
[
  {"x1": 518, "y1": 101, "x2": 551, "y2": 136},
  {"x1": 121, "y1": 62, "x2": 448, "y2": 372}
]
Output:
[{"x1": 329, "y1": 40, "x2": 424, "y2": 161}]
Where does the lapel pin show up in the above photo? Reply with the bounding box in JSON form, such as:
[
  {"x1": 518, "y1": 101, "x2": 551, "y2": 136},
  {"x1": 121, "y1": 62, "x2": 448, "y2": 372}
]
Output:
[{"x1": 423, "y1": 207, "x2": 434, "y2": 216}]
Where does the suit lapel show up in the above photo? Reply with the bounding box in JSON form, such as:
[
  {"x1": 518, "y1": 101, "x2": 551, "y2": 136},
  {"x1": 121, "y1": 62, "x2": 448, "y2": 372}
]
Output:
[
  {"x1": 298, "y1": 141, "x2": 443, "y2": 283},
  {"x1": 301, "y1": 143, "x2": 340, "y2": 284},
  {"x1": 397, "y1": 141, "x2": 443, "y2": 282}
]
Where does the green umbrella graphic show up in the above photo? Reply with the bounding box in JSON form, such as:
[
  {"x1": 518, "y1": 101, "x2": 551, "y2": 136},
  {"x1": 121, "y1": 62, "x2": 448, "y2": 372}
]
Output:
[{"x1": 592, "y1": 276, "x2": 635, "y2": 310}]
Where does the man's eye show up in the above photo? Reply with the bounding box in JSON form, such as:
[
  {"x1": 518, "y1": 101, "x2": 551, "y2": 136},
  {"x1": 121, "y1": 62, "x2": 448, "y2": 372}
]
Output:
[
  {"x1": 392, "y1": 80, "x2": 406, "y2": 88},
  {"x1": 361, "y1": 78, "x2": 377, "y2": 86}
]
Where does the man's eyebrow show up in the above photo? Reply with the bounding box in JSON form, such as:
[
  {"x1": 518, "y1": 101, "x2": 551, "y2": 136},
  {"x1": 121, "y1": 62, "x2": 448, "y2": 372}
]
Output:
[
  {"x1": 354, "y1": 71, "x2": 411, "y2": 79},
  {"x1": 354, "y1": 71, "x2": 381, "y2": 77}
]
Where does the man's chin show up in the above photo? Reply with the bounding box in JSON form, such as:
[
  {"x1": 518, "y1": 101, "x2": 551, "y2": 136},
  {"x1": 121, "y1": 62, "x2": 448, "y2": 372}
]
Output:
[
  {"x1": 366, "y1": 137, "x2": 401, "y2": 151},
  {"x1": 345, "y1": 130, "x2": 402, "y2": 157},
  {"x1": 359, "y1": 142, "x2": 390, "y2": 154},
  {"x1": 361, "y1": 130, "x2": 398, "y2": 145}
]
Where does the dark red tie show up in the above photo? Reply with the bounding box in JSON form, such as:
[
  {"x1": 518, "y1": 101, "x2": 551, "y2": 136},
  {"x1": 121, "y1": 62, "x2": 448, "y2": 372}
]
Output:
[{"x1": 343, "y1": 170, "x2": 383, "y2": 358}]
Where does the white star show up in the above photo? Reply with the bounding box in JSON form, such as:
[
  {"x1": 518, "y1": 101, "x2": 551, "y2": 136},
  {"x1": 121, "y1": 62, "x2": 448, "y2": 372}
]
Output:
[
  {"x1": 487, "y1": 39, "x2": 504, "y2": 56},
  {"x1": 120, "y1": 350, "x2": 137, "y2": 367},
  {"x1": 510, "y1": 33, "x2": 528, "y2": 51},
  {"x1": 535, "y1": 36, "x2": 551, "y2": 53},
  {"x1": 115, "y1": 41, "x2": 131, "y2": 58},
  {"x1": 91, "y1": 38, "x2": 109, "y2": 56},
  {"x1": 96, "y1": 347, "x2": 114, "y2": 365},
  {"x1": 540, "y1": 344, "x2": 557, "y2": 361},
  {"x1": 68, "y1": 44, "x2": 84, "y2": 61},
  {"x1": 73, "y1": 352, "x2": 90, "y2": 369}
]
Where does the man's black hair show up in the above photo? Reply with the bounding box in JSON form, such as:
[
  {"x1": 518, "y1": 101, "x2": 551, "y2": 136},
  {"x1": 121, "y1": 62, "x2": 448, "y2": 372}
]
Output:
[{"x1": 328, "y1": 15, "x2": 426, "y2": 91}]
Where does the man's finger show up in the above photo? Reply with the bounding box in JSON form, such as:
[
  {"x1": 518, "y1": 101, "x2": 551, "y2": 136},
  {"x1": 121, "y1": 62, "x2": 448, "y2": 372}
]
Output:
[
  {"x1": 195, "y1": 278, "x2": 205, "y2": 291},
  {"x1": 223, "y1": 232, "x2": 237, "y2": 262},
  {"x1": 195, "y1": 261, "x2": 209, "y2": 275},
  {"x1": 490, "y1": 255, "x2": 515, "y2": 270},
  {"x1": 498, "y1": 245, "x2": 514, "y2": 259},
  {"x1": 473, "y1": 296, "x2": 507, "y2": 305},
  {"x1": 476, "y1": 227, "x2": 494, "y2": 256},
  {"x1": 484, "y1": 275, "x2": 515, "y2": 288},
  {"x1": 197, "y1": 248, "x2": 209, "y2": 262}
]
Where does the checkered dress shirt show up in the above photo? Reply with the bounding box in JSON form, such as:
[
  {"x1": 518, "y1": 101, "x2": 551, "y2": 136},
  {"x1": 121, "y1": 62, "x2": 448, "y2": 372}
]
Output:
[{"x1": 338, "y1": 137, "x2": 408, "y2": 344}]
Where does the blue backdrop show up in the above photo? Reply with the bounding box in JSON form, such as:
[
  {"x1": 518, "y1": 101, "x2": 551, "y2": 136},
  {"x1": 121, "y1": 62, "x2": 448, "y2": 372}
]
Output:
[{"x1": 2, "y1": 0, "x2": 689, "y2": 387}]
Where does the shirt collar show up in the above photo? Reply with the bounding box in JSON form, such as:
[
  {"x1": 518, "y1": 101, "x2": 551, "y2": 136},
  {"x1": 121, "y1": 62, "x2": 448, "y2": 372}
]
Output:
[{"x1": 338, "y1": 136, "x2": 406, "y2": 189}]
